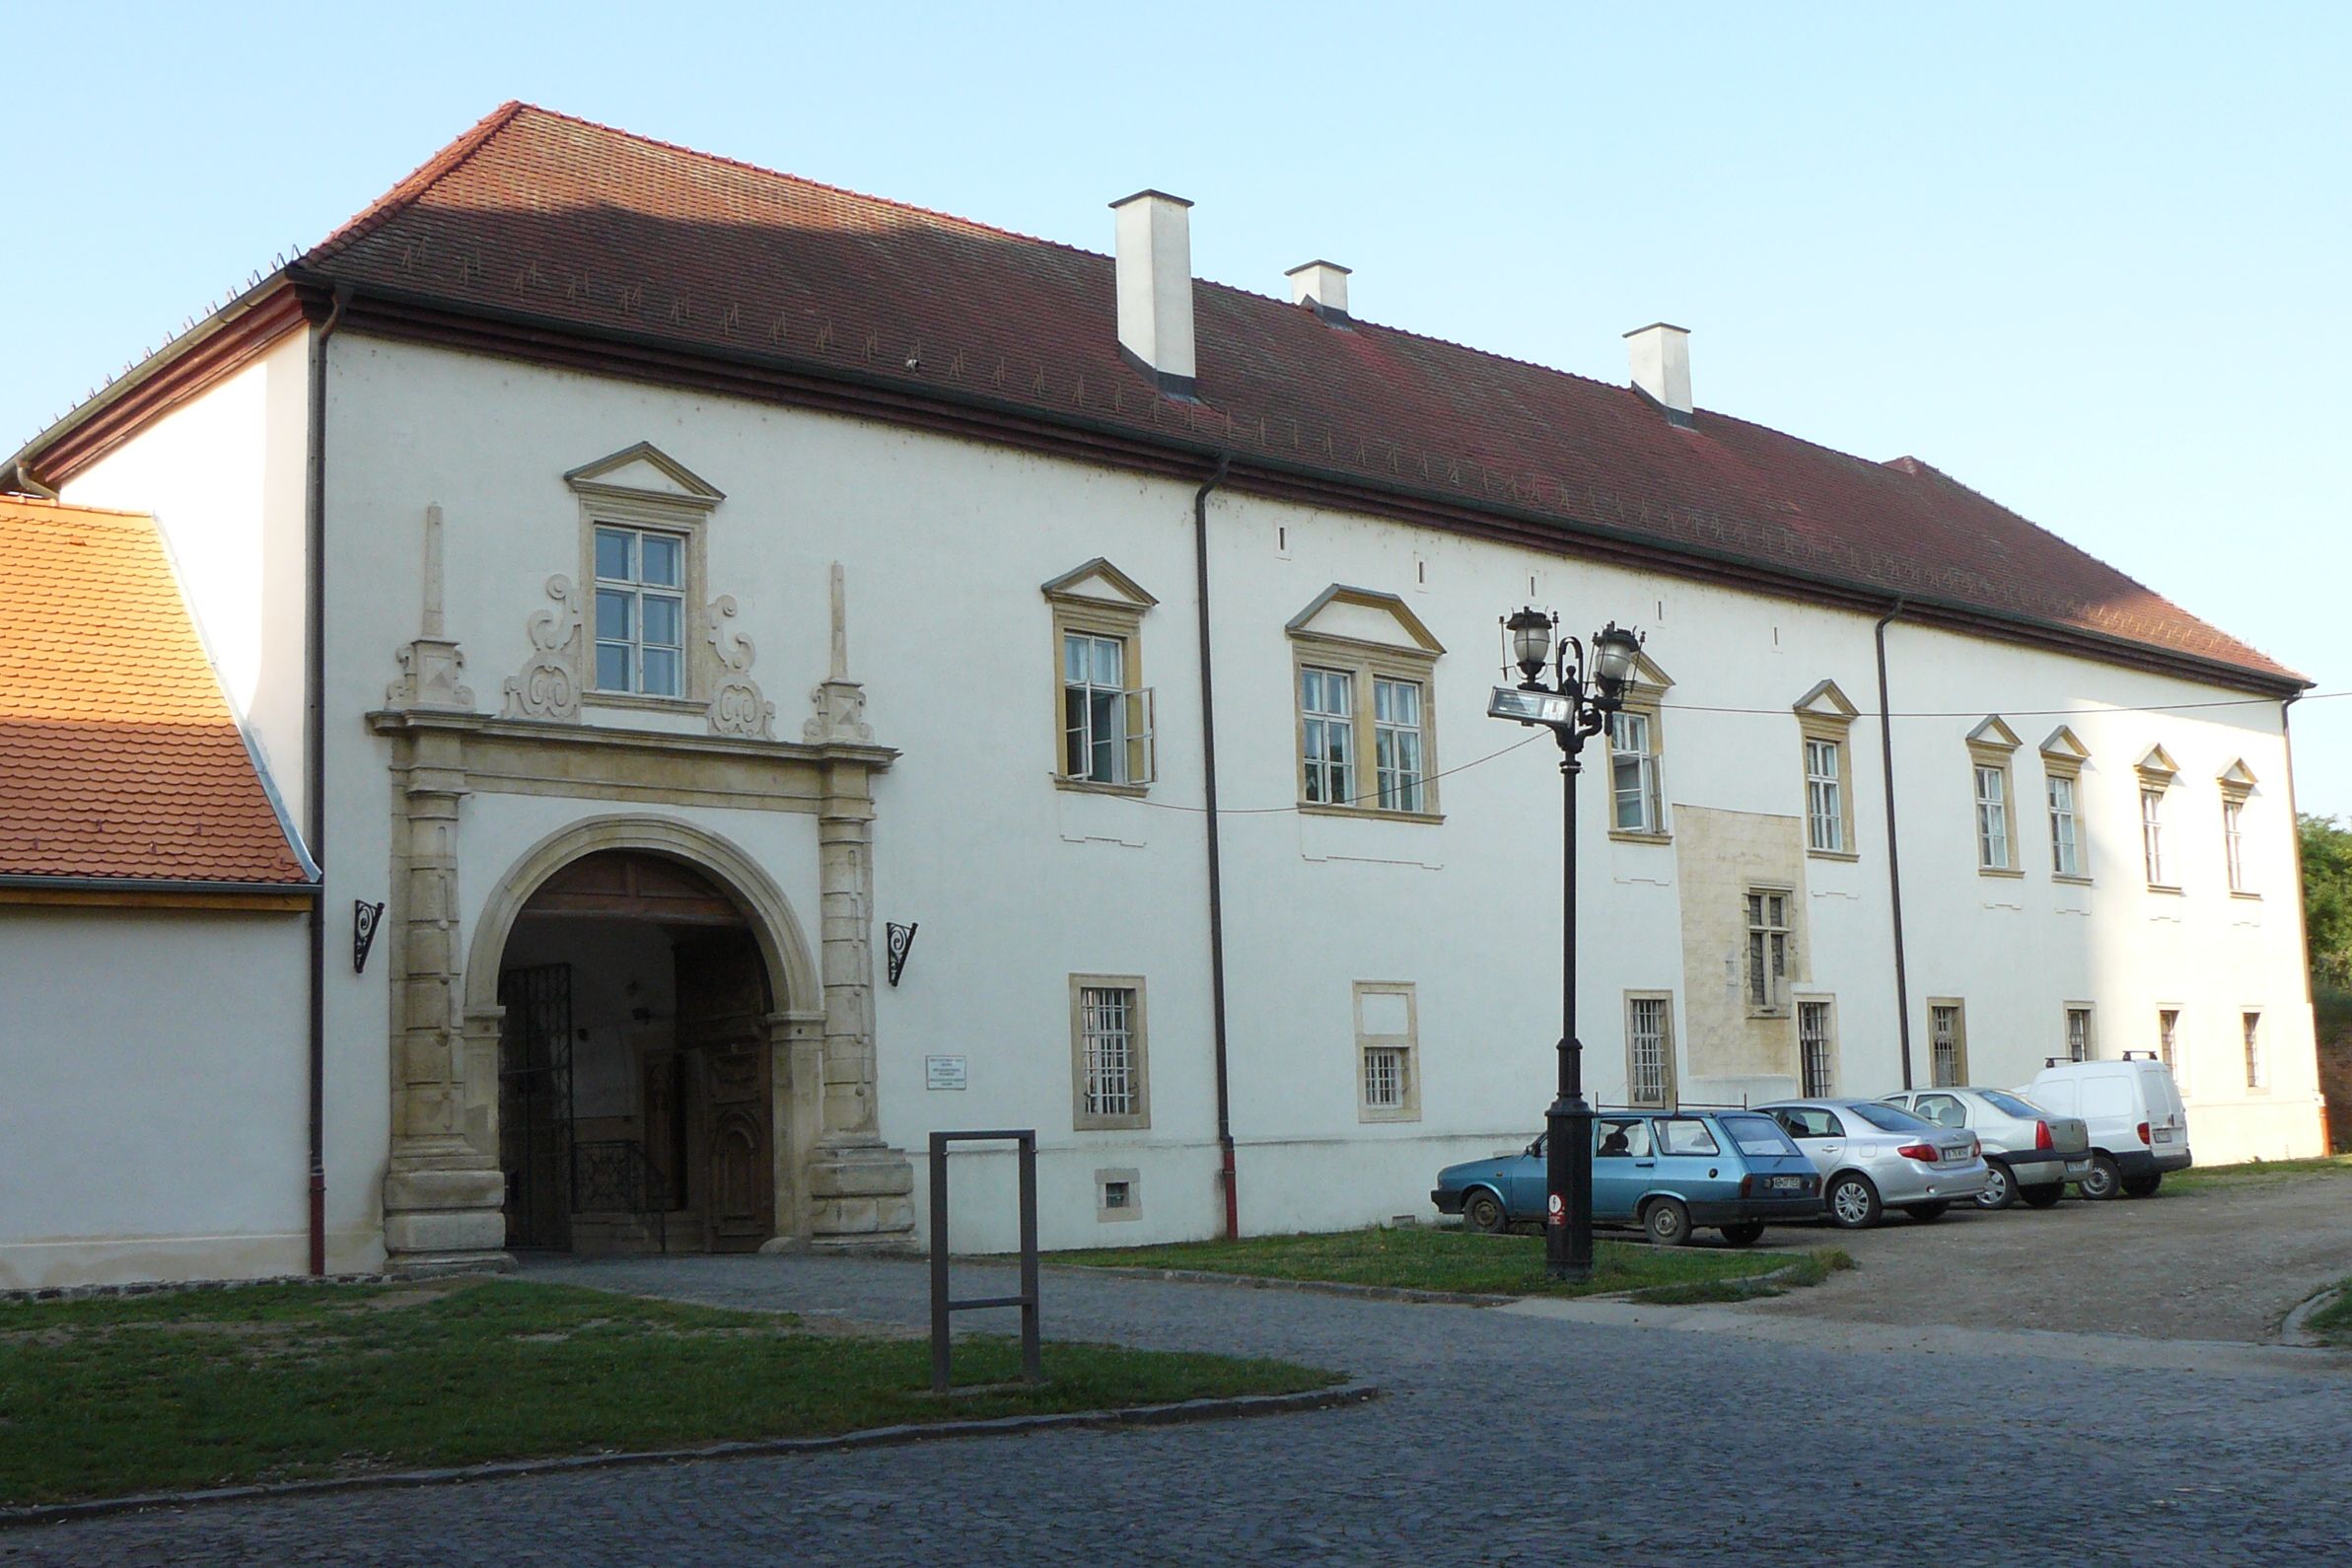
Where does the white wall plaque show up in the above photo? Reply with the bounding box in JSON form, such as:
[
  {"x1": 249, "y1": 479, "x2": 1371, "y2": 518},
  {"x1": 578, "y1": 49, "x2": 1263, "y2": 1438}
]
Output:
[{"x1": 925, "y1": 1055, "x2": 967, "y2": 1092}]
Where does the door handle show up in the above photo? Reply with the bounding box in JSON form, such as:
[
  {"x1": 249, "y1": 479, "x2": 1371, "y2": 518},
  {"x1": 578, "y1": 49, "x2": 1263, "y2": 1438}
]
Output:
[
  {"x1": 1821, "y1": 1144, "x2": 1842, "y2": 1155},
  {"x1": 1634, "y1": 1159, "x2": 1656, "y2": 1169}
]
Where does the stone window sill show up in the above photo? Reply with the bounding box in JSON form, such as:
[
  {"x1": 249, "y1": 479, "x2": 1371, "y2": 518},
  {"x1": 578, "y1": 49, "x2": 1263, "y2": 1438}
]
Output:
[
  {"x1": 2052, "y1": 874, "x2": 2095, "y2": 887},
  {"x1": 1299, "y1": 803, "x2": 1445, "y2": 826},
  {"x1": 1806, "y1": 848, "x2": 1861, "y2": 863},
  {"x1": 1608, "y1": 829, "x2": 1673, "y2": 847},
  {"x1": 1977, "y1": 866, "x2": 2026, "y2": 880},
  {"x1": 2230, "y1": 890, "x2": 2263, "y2": 901},
  {"x1": 1053, "y1": 774, "x2": 1151, "y2": 798},
  {"x1": 586, "y1": 690, "x2": 703, "y2": 716},
  {"x1": 2146, "y1": 884, "x2": 2185, "y2": 896}
]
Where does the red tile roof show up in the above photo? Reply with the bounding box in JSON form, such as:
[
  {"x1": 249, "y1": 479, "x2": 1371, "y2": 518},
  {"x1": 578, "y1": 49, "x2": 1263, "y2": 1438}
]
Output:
[
  {"x1": 298, "y1": 103, "x2": 2295, "y2": 685},
  {"x1": 0, "y1": 498, "x2": 312, "y2": 885}
]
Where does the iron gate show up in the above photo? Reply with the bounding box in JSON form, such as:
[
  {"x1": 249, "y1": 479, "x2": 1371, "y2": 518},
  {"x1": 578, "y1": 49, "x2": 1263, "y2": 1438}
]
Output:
[{"x1": 497, "y1": 962, "x2": 574, "y2": 1249}]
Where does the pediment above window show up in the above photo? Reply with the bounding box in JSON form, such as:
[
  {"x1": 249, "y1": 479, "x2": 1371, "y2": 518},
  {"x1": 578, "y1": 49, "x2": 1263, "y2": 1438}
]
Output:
[
  {"x1": 1966, "y1": 715, "x2": 2023, "y2": 751},
  {"x1": 1041, "y1": 557, "x2": 1159, "y2": 612},
  {"x1": 1793, "y1": 677, "x2": 1857, "y2": 720},
  {"x1": 2039, "y1": 725, "x2": 2091, "y2": 764},
  {"x1": 564, "y1": 442, "x2": 725, "y2": 512},
  {"x1": 1287, "y1": 585, "x2": 1444, "y2": 657},
  {"x1": 2136, "y1": 744, "x2": 2181, "y2": 783},
  {"x1": 2219, "y1": 757, "x2": 2258, "y2": 795}
]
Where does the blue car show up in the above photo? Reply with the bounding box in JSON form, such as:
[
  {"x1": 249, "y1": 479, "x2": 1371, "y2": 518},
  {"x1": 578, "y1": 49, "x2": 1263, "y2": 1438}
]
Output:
[{"x1": 1431, "y1": 1108, "x2": 1822, "y2": 1247}]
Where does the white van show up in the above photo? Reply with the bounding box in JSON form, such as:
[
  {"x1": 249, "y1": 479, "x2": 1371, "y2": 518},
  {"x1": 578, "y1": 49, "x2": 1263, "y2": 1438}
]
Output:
[{"x1": 2024, "y1": 1058, "x2": 2192, "y2": 1199}]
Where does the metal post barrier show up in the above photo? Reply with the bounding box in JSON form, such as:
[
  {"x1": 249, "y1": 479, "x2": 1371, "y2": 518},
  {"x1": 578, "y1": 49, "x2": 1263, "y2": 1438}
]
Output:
[{"x1": 928, "y1": 1129, "x2": 1041, "y2": 1394}]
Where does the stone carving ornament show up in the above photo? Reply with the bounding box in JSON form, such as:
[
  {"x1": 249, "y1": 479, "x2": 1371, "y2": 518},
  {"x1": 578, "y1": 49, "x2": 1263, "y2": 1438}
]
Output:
[
  {"x1": 705, "y1": 595, "x2": 776, "y2": 740},
  {"x1": 501, "y1": 575, "x2": 584, "y2": 721}
]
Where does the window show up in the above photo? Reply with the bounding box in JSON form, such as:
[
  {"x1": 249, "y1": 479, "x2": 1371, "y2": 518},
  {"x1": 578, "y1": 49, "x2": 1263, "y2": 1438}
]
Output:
[
  {"x1": 1773, "y1": 1105, "x2": 1845, "y2": 1140},
  {"x1": 1794, "y1": 680, "x2": 1861, "y2": 859},
  {"x1": 1746, "y1": 891, "x2": 1792, "y2": 1014},
  {"x1": 2141, "y1": 787, "x2": 2169, "y2": 887},
  {"x1": 1656, "y1": 1117, "x2": 1720, "y2": 1156},
  {"x1": 1608, "y1": 710, "x2": 1664, "y2": 836},
  {"x1": 1595, "y1": 1117, "x2": 1653, "y2": 1159},
  {"x1": 1287, "y1": 586, "x2": 1444, "y2": 819},
  {"x1": 2222, "y1": 797, "x2": 2247, "y2": 891},
  {"x1": 1624, "y1": 993, "x2": 1675, "y2": 1108},
  {"x1": 1928, "y1": 1000, "x2": 1967, "y2": 1088},
  {"x1": 1798, "y1": 998, "x2": 1836, "y2": 1098},
  {"x1": 1354, "y1": 981, "x2": 1420, "y2": 1122},
  {"x1": 1974, "y1": 765, "x2": 2013, "y2": 871},
  {"x1": 1061, "y1": 631, "x2": 1154, "y2": 785},
  {"x1": 2047, "y1": 774, "x2": 2084, "y2": 878},
  {"x1": 1373, "y1": 677, "x2": 1427, "y2": 812},
  {"x1": 1914, "y1": 1093, "x2": 1967, "y2": 1129},
  {"x1": 2158, "y1": 1008, "x2": 2179, "y2": 1072},
  {"x1": 2243, "y1": 1012, "x2": 2264, "y2": 1090},
  {"x1": 1805, "y1": 738, "x2": 1844, "y2": 854},
  {"x1": 1070, "y1": 976, "x2": 1150, "y2": 1131},
  {"x1": 1301, "y1": 668, "x2": 1356, "y2": 805},
  {"x1": 2065, "y1": 1005, "x2": 2094, "y2": 1063},
  {"x1": 592, "y1": 524, "x2": 687, "y2": 697}
]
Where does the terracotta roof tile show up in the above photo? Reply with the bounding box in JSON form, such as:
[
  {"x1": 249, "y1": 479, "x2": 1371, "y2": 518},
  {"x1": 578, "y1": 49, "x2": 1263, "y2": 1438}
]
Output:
[
  {"x1": 303, "y1": 104, "x2": 2297, "y2": 685},
  {"x1": 0, "y1": 498, "x2": 311, "y2": 884}
]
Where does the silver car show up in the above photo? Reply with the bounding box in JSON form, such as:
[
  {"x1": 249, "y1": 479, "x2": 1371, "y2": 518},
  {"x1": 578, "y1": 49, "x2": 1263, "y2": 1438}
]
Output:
[
  {"x1": 1880, "y1": 1087, "x2": 2092, "y2": 1210},
  {"x1": 1760, "y1": 1098, "x2": 1990, "y2": 1228}
]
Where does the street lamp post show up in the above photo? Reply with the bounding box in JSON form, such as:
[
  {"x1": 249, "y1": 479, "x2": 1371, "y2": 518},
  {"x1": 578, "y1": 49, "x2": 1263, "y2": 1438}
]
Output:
[{"x1": 1487, "y1": 609, "x2": 1644, "y2": 1281}]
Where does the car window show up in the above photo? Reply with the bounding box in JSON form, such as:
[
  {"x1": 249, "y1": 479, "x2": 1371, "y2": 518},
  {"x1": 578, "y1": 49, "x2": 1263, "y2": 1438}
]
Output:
[
  {"x1": 1978, "y1": 1089, "x2": 2043, "y2": 1118},
  {"x1": 1773, "y1": 1106, "x2": 1845, "y2": 1139},
  {"x1": 1595, "y1": 1118, "x2": 1652, "y2": 1159},
  {"x1": 1915, "y1": 1094, "x2": 1966, "y2": 1128},
  {"x1": 1656, "y1": 1117, "x2": 1720, "y2": 1156},
  {"x1": 1849, "y1": 1102, "x2": 1933, "y2": 1133},
  {"x1": 1721, "y1": 1114, "x2": 1801, "y2": 1158}
]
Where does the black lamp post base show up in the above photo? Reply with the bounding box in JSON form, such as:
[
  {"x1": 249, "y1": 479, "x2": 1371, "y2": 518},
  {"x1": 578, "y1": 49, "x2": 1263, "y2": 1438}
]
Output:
[{"x1": 1543, "y1": 1077, "x2": 1596, "y2": 1282}]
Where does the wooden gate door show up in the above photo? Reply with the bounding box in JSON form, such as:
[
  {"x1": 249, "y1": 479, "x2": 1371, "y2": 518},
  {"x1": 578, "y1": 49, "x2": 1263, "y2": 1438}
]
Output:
[{"x1": 674, "y1": 933, "x2": 773, "y2": 1250}]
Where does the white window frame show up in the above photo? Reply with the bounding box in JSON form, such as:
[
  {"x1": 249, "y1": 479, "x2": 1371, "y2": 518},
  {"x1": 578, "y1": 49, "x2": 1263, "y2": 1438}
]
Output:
[
  {"x1": 1797, "y1": 996, "x2": 1837, "y2": 1098},
  {"x1": 1974, "y1": 764, "x2": 2014, "y2": 872},
  {"x1": 2141, "y1": 786, "x2": 2171, "y2": 889},
  {"x1": 1607, "y1": 708, "x2": 1666, "y2": 838},
  {"x1": 1070, "y1": 975, "x2": 1150, "y2": 1131},
  {"x1": 2047, "y1": 772, "x2": 2084, "y2": 879},
  {"x1": 591, "y1": 521, "x2": 692, "y2": 700},
  {"x1": 1300, "y1": 666, "x2": 1358, "y2": 807},
  {"x1": 1354, "y1": 981, "x2": 1420, "y2": 1123},
  {"x1": 1804, "y1": 737, "x2": 1845, "y2": 855},
  {"x1": 1624, "y1": 992, "x2": 1675, "y2": 1109},
  {"x1": 1060, "y1": 629, "x2": 1155, "y2": 787},
  {"x1": 1286, "y1": 587, "x2": 1444, "y2": 821},
  {"x1": 1372, "y1": 677, "x2": 1428, "y2": 814},
  {"x1": 1746, "y1": 888, "x2": 1794, "y2": 1016}
]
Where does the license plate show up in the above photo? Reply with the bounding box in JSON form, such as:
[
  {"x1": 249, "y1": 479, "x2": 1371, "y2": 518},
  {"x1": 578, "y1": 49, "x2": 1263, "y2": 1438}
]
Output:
[
  {"x1": 2065, "y1": 1159, "x2": 2091, "y2": 1176},
  {"x1": 1768, "y1": 1176, "x2": 1806, "y2": 1191},
  {"x1": 2152, "y1": 1128, "x2": 2174, "y2": 1144},
  {"x1": 1943, "y1": 1148, "x2": 1969, "y2": 1163}
]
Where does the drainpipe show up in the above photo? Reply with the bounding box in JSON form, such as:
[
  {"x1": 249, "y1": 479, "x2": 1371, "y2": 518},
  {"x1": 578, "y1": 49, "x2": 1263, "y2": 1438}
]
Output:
[
  {"x1": 304, "y1": 286, "x2": 349, "y2": 1275},
  {"x1": 3, "y1": 460, "x2": 59, "y2": 500},
  {"x1": 1875, "y1": 599, "x2": 1914, "y2": 1089},
  {"x1": 1191, "y1": 453, "x2": 1238, "y2": 1239}
]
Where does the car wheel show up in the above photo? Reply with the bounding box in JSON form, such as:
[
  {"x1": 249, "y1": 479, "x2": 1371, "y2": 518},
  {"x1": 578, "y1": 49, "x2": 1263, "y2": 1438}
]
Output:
[
  {"x1": 1974, "y1": 1162, "x2": 2014, "y2": 1211},
  {"x1": 2019, "y1": 1182, "x2": 2065, "y2": 1209},
  {"x1": 1718, "y1": 1222, "x2": 1765, "y2": 1247},
  {"x1": 1824, "y1": 1173, "x2": 1881, "y2": 1230},
  {"x1": 1461, "y1": 1189, "x2": 1509, "y2": 1234},
  {"x1": 2078, "y1": 1154, "x2": 2121, "y2": 1201},
  {"x1": 2121, "y1": 1174, "x2": 2163, "y2": 1198},
  {"x1": 1905, "y1": 1202, "x2": 1950, "y2": 1222},
  {"x1": 1644, "y1": 1197, "x2": 1693, "y2": 1247}
]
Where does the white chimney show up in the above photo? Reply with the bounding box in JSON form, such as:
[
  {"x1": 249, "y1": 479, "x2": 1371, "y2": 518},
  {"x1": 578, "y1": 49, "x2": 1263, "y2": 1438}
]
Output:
[
  {"x1": 1624, "y1": 322, "x2": 1694, "y2": 427},
  {"x1": 1110, "y1": 189, "x2": 1197, "y2": 395},
  {"x1": 1285, "y1": 259, "x2": 1352, "y2": 322}
]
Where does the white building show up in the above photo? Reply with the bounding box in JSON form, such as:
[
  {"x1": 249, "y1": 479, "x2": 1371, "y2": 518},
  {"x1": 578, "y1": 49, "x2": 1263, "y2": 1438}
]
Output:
[{"x1": 0, "y1": 103, "x2": 2324, "y2": 1283}]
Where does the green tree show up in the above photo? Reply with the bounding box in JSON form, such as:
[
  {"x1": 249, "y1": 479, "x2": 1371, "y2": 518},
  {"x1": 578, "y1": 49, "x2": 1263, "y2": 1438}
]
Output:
[{"x1": 2303, "y1": 813, "x2": 2352, "y2": 987}]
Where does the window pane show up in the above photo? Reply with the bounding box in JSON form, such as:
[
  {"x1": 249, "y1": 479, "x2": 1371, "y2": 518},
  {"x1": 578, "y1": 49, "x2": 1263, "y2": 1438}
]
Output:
[
  {"x1": 641, "y1": 646, "x2": 680, "y2": 696},
  {"x1": 1063, "y1": 686, "x2": 1089, "y2": 775},
  {"x1": 595, "y1": 642, "x2": 631, "y2": 691},
  {"x1": 594, "y1": 528, "x2": 632, "y2": 582},
  {"x1": 642, "y1": 594, "x2": 682, "y2": 649},
  {"x1": 596, "y1": 588, "x2": 633, "y2": 641},
  {"x1": 1064, "y1": 633, "x2": 1088, "y2": 684},
  {"x1": 639, "y1": 532, "x2": 682, "y2": 588},
  {"x1": 1613, "y1": 752, "x2": 1648, "y2": 830}
]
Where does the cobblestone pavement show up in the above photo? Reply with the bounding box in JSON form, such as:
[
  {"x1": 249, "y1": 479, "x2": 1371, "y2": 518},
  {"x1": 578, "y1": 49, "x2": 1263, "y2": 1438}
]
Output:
[
  {"x1": 1752, "y1": 1171, "x2": 2352, "y2": 1341},
  {"x1": 8, "y1": 1252, "x2": 2352, "y2": 1566}
]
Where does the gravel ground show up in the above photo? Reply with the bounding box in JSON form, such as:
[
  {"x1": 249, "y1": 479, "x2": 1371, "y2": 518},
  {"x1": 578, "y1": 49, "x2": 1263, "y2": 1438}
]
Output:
[
  {"x1": 1752, "y1": 1170, "x2": 2352, "y2": 1341},
  {"x1": 7, "y1": 1247, "x2": 2352, "y2": 1565}
]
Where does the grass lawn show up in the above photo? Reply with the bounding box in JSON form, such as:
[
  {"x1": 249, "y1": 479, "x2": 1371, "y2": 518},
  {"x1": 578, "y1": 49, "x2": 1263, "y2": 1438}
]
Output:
[
  {"x1": 0, "y1": 1278, "x2": 1337, "y2": 1508},
  {"x1": 2306, "y1": 1282, "x2": 2352, "y2": 1348},
  {"x1": 1056, "y1": 1225, "x2": 1843, "y2": 1301},
  {"x1": 2166, "y1": 1153, "x2": 2352, "y2": 1196}
]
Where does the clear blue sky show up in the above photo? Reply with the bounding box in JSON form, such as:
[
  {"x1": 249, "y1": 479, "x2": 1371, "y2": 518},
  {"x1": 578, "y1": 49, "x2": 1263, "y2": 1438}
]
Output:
[{"x1": 6, "y1": 2, "x2": 2345, "y2": 814}]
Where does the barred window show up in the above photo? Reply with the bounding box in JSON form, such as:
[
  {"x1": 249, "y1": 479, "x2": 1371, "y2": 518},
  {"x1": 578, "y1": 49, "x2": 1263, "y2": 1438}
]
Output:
[
  {"x1": 1930, "y1": 1001, "x2": 1966, "y2": 1088},
  {"x1": 1625, "y1": 994, "x2": 1673, "y2": 1108},
  {"x1": 2065, "y1": 1005, "x2": 2093, "y2": 1063},
  {"x1": 1070, "y1": 977, "x2": 1149, "y2": 1130},
  {"x1": 2158, "y1": 1008, "x2": 2179, "y2": 1071},
  {"x1": 2243, "y1": 1011, "x2": 2263, "y2": 1089},
  {"x1": 1799, "y1": 999, "x2": 1836, "y2": 1098},
  {"x1": 1354, "y1": 982, "x2": 1419, "y2": 1121}
]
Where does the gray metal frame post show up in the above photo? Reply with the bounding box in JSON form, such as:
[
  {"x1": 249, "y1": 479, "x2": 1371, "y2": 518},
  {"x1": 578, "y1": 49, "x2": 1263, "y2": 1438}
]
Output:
[{"x1": 928, "y1": 1129, "x2": 1041, "y2": 1393}]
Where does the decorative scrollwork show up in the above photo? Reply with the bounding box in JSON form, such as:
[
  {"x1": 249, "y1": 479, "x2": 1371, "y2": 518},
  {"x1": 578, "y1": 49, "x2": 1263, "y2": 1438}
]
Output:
[
  {"x1": 705, "y1": 595, "x2": 775, "y2": 739},
  {"x1": 502, "y1": 575, "x2": 584, "y2": 721}
]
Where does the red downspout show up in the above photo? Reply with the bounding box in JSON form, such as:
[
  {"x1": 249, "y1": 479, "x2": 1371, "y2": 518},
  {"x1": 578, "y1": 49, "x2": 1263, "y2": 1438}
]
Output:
[{"x1": 1191, "y1": 455, "x2": 1239, "y2": 1238}]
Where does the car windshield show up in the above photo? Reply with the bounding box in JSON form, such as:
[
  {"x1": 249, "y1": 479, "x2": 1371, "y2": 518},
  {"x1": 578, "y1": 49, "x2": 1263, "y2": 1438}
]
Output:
[
  {"x1": 1977, "y1": 1089, "x2": 2045, "y2": 1118},
  {"x1": 1721, "y1": 1114, "x2": 1801, "y2": 1157},
  {"x1": 1848, "y1": 1102, "x2": 1933, "y2": 1132}
]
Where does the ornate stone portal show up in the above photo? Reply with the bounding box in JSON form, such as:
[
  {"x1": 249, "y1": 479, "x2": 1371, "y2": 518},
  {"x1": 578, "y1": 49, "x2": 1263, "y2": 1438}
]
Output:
[{"x1": 374, "y1": 513, "x2": 912, "y2": 1269}]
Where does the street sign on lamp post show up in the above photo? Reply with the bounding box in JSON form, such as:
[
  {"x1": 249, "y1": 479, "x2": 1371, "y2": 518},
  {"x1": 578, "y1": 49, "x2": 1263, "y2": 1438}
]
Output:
[{"x1": 1487, "y1": 608, "x2": 1644, "y2": 1282}]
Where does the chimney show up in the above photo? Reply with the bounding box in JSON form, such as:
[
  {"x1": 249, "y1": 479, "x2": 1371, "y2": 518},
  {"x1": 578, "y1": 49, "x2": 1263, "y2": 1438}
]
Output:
[
  {"x1": 1110, "y1": 189, "x2": 1197, "y2": 396},
  {"x1": 1623, "y1": 322, "x2": 1693, "y2": 427},
  {"x1": 1285, "y1": 259, "x2": 1352, "y2": 323}
]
